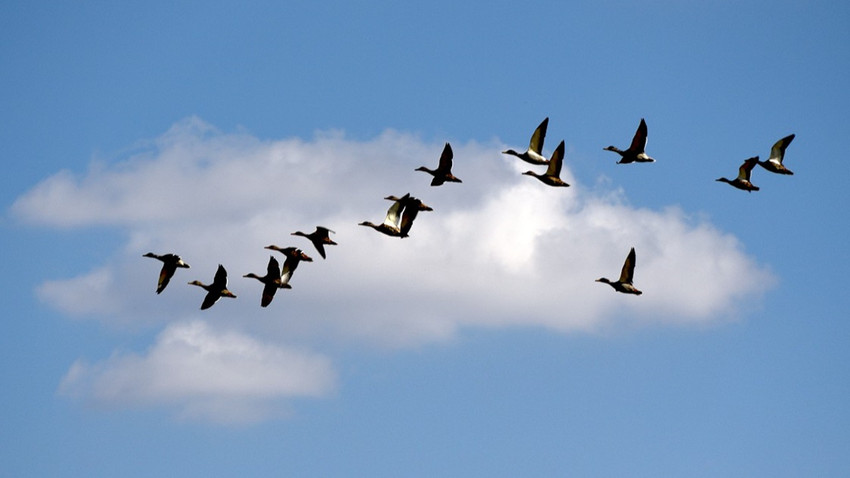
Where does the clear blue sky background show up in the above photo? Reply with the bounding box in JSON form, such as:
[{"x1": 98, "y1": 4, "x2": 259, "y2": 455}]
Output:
[{"x1": 2, "y1": 1, "x2": 849, "y2": 476}]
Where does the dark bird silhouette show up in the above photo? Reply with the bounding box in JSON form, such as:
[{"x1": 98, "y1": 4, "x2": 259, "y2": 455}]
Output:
[
  {"x1": 243, "y1": 256, "x2": 290, "y2": 307},
  {"x1": 603, "y1": 118, "x2": 655, "y2": 164},
  {"x1": 502, "y1": 117, "x2": 550, "y2": 165},
  {"x1": 292, "y1": 226, "x2": 337, "y2": 259},
  {"x1": 596, "y1": 247, "x2": 642, "y2": 295},
  {"x1": 522, "y1": 140, "x2": 570, "y2": 187},
  {"x1": 399, "y1": 196, "x2": 433, "y2": 238},
  {"x1": 188, "y1": 264, "x2": 237, "y2": 309},
  {"x1": 143, "y1": 252, "x2": 190, "y2": 294},
  {"x1": 416, "y1": 142, "x2": 462, "y2": 186},
  {"x1": 264, "y1": 246, "x2": 313, "y2": 286},
  {"x1": 757, "y1": 134, "x2": 795, "y2": 175},
  {"x1": 717, "y1": 156, "x2": 760, "y2": 192},
  {"x1": 359, "y1": 194, "x2": 408, "y2": 237}
]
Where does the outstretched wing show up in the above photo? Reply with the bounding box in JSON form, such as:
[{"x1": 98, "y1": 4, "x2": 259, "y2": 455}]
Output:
[
  {"x1": 157, "y1": 262, "x2": 176, "y2": 294},
  {"x1": 738, "y1": 156, "x2": 759, "y2": 181},
  {"x1": 383, "y1": 193, "x2": 408, "y2": 228},
  {"x1": 629, "y1": 118, "x2": 648, "y2": 153},
  {"x1": 769, "y1": 134, "x2": 795, "y2": 164},
  {"x1": 200, "y1": 290, "x2": 219, "y2": 310},
  {"x1": 529, "y1": 117, "x2": 549, "y2": 154},
  {"x1": 266, "y1": 256, "x2": 281, "y2": 281},
  {"x1": 280, "y1": 256, "x2": 301, "y2": 285},
  {"x1": 316, "y1": 226, "x2": 335, "y2": 237},
  {"x1": 437, "y1": 142, "x2": 453, "y2": 172},
  {"x1": 212, "y1": 264, "x2": 228, "y2": 289},
  {"x1": 546, "y1": 141, "x2": 566, "y2": 177},
  {"x1": 619, "y1": 247, "x2": 637, "y2": 284}
]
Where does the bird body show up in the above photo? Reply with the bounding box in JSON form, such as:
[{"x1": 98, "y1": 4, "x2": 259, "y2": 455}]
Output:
[
  {"x1": 292, "y1": 226, "x2": 337, "y2": 259},
  {"x1": 359, "y1": 194, "x2": 408, "y2": 237},
  {"x1": 604, "y1": 118, "x2": 655, "y2": 164},
  {"x1": 188, "y1": 264, "x2": 237, "y2": 309},
  {"x1": 416, "y1": 142, "x2": 462, "y2": 186},
  {"x1": 717, "y1": 156, "x2": 760, "y2": 192},
  {"x1": 596, "y1": 247, "x2": 642, "y2": 295},
  {"x1": 757, "y1": 134, "x2": 795, "y2": 175},
  {"x1": 143, "y1": 252, "x2": 190, "y2": 294},
  {"x1": 502, "y1": 117, "x2": 550, "y2": 165},
  {"x1": 522, "y1": 140, "x2": 570, "y2": 187},
  {"x1": 243, "y1": 256, "x2": 289, "y2": 307}
]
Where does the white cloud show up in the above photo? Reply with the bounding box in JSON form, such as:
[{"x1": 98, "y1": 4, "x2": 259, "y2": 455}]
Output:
[
  {"x1": 58, "y1": 320, "x2": 336, "y2": 424},
  {"x1": 15, "y1": 117, "x2": 775, "y2": 421}
]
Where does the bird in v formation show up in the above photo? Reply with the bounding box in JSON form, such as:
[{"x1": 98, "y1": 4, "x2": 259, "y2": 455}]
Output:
[{"x1": 145, "y1": 118, "x2": 796, "y2": 306}]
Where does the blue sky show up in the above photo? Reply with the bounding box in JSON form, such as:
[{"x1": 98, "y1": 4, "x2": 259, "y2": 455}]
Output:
[{"x1": 2, "y1": 1, "x2": 849, "y2": 476}]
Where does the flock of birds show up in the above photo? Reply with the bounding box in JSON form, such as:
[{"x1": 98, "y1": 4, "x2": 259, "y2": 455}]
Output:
[{"x1": 144, "y1": 117, "x2": 797, "y2": 306}]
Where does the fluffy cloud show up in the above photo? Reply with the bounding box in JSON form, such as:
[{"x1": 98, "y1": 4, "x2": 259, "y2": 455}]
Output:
[
  {"x1": 15, "y1": 117, "x2": 774, "y2": 421},
  {"x1": 58, "y1": 320, "x2": 336, "y2": 423}
]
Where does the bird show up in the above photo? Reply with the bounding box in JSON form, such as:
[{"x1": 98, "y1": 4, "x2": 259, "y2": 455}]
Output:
[
  {"x1": 264, "y1": 245, "x2": 313, "y2": 286},
  {"x1": 291, "y1": 226, "x2": 337, "y2": 259},
  {"x1": 502, "y1": 117, "x2": 550, "y2": 165},
  {"x1": 243, "y1": 256, "x2": 290, "y2": 307},
  {"x1": 188, "y1": 264, "x2": 237, "y2": 309},
  {"x1": 416, "y1": 142, "x2": 462, "y2": 186},
  {"x1": 716, "y1": 156, "x2": 760, "y2": 192},
  {"x1": 603, "y1": 118, "x2": 655, "y2": 164},
  {"x1": 522, "y1": 140, "x2": 570, "y2": 187},
  {"x1": 359, "y1": 194, "x2": 408, "y2": 237},
  {"x1": 757, "y1": 134, "x2": 795, "y2": 175},
  {"x1": 596, "y1": 247, "x2": 642, "y2": 295},
  {"x1": 399, "y1": 195, "x2": 433, "y2": 238},
  {"x1": 142, "y1": 252, "x2": 190, "y2": 294}
]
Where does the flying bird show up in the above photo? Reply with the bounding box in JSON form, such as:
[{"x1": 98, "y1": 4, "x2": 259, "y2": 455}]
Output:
[
  {"x1": 142, "y1": 252, "x2": 190, "y2": 294},
  {"x1": 502, "y1": 117, "x2": 550, "y2": 165},
  {"x1": 359, "y1": 194, "x2": 408, "y2": 237},
  {"x1": 264, "y1": 246, "x2": 313, "y2": 286},
  {"x1": 522, "y1": 140, "x2": 570, "y2": 187},
  {"x1": 243, "y1": 256, "x2": 290, "y2": 307},
  {"x1": 757, "y1": 134, "x2": 795, "y2": 175},
  {"x1": 292, "y1": 226, "x2": 337, "y2": 259},
  {"x1": 416, "y1": 142, "x2": 462, "y2": 186},
  {"x1": 603, "y1": 118, "x2": 655, "y2": 164},
  {"x1": 716, "y1": 156, "x2": 760, "y2": 192},
  {"x1": 188, "y1": 264, "x2": 237, "y2": 309},
  {"x1": 596, "y1": 247, "x2": 642, "y2": 295},
  {"x1": 399, "y1": 195, "x2": 433, "y2": 238}
]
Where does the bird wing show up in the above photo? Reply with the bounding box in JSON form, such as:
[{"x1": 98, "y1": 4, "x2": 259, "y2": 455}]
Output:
[
  {"x1": 619, "y1": 247, "x2": 637, "y2": 284},
  {"x1": 629, "y1": 118, "x2": 648, "y2": 153},
  {"x1": 212, "y1": 264, "x2": 228, "y2": 289},
  {"x1": 384, "y1": 194, "x2": 408, "y2": 228},
  {"x1": 769, "y1": 134, "x2": 795, "y2": 164},
  {"x1": 266, "y1": 256, "x2": 281, "y2": 281},
  {"x1": 280, "y1": 256, "x2": 300, "y2": 285},
  {"x1": 200, "y1": 290, "x2": 219, "y2": 310},
  {"x1": 316, "y1": 226, "x2": 335, "y2": 236},
  {"x1": 529, "y1": 117, "x2": 549, "y2": 154},
  {"x1": 738, "y1": 157, "x2": 759, "y2": 181},
  {"x1": 437, "y1": 142, "x2": 453, "y2": 172},
  {"x1": 157, "y1": 262, "x2": 176, "y2": 294},
  {"x1": 261, "y1": 282, "x2": 277, "y2": 307},
  {"x1": 546, "y1": 141, "x2": 566, "y2": 177},
  {"x1": 399, "y1": 198, "x2": 425, "y2": 236}
]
